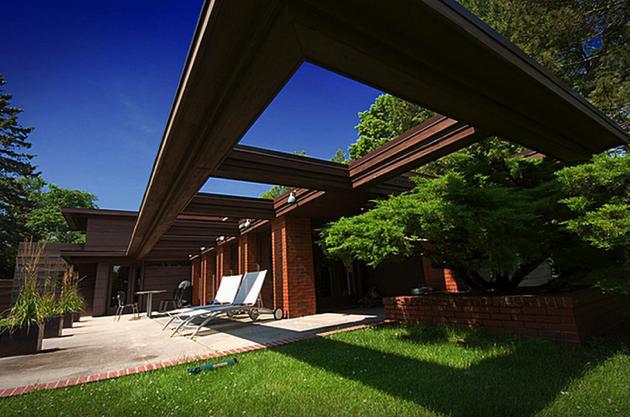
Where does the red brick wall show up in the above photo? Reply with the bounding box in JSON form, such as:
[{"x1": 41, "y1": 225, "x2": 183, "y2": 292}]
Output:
[
  {"x1": 384, "y1": 289, "x2": 627, "y2": 343},
  {"x1": 271, "y1": 217, "x2": 317, "y2": 318},
  {"x1": 421, "y1": 256, "x2": 459, "y2": 292},
  {"x1": 238, "y1": 233, "x2": 259, "y2": 274}
]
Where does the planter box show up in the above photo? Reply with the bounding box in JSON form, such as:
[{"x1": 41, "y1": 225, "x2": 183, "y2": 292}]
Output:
[
  {"x1": 383, "y1": 288, "x2": 628, "y2": 343},
  {"x1": 44, "y1": 316, "x2": 64, "y2": 338},
  {"x1": 72, "y1": 312, "x2": 80, "y2": 323},
  {"x1": 62, "y1": 312, "x2": 74, "y2": 328},
  {"x1": 0, "y1": 324, "x2": 43, "y2": 357}
]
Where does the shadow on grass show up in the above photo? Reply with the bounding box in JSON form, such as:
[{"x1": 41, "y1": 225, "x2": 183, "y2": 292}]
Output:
[
  {"x1": 271, "y1": 325, "x2": 624, "y2": 417},
  {"x1": 184, "y1": 309, "x2": 625, "y2": 416}
]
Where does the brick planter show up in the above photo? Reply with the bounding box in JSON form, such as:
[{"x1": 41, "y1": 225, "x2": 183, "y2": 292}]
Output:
[{"x1": 383, "y1": 288, "x2": 628, "y2": 343}]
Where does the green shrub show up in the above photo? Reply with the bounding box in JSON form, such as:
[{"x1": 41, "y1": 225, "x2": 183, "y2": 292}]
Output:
[
  {"x1": 57, "y1": 267, "x2": 85, "y2": 314},
  {"x1": 5, "y1": 241, "x2": 48, "y2": 329}
]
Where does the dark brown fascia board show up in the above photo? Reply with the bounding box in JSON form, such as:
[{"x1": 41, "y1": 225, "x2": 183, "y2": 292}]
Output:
[
  {"x1": 128, "y1": 0, "x2": 627, "y2": 259},
  {"x1": 241, "y1": 219, "x2": 271, "y2": 235},
  {"x1": 60, "y1": 250, "x2": 128, "y2": 264},
  {"x1": 183, "y1": 193, "x2": 275, "y2": 220},
  {"x1": 349, "y1": 116, "x2": 487, "y2": 188},
  {"x1": 62, "y1": 208, "x2": 138, "y2": 231},
  {"x1": 215, "y1": 144, "x2": 351, "y2": 191},
  {"x1": 127, "y1": 1, "x2": 303, "y2": 259},
  {"x1": 274, "y1": 188, "x2": 327, "y2": 218}
]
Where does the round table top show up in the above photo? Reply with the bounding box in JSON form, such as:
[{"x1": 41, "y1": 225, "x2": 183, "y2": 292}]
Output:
[{"x1": 135, "y1": 290, "x2": 167, "y2": 295}]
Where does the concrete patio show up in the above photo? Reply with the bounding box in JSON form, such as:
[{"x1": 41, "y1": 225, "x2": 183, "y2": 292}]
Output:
[{"x1": 0, "y1": 308, "x2": 383, "y2": 391}]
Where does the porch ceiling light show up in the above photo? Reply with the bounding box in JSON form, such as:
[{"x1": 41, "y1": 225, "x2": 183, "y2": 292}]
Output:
[
  {"x1": 200, "y1": 246, "x2": 206, "y2": 251},
  {"x1": 243, "y1": 218, "x2": 251, "y2": 228},
  {"x1": 287, "y1": 191, "x2": 297, "y2": 204}
]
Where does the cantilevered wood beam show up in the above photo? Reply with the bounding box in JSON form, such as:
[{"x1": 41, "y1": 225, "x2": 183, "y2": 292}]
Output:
[
  {"x1": 127, "y1": 1, "x2": 303, "y2": 258},
  {"x1": 129, "y1": 0, "x2": 627, "y2": 259},
  {"x1": 215, "y1": 144, "x2": 351, "y2": 191},
  {"x1": 291, "y1": 0, "x2": 626, "y2": 159},
  {"x1": 182, "y1": 193, "x2": 275, "y2": 220},
  {"x1": 350, "y1": 115, "x2": 486, "y2": 189},
  {"x1": 163, "y1": 220, "x2": 239, "y2": 239}
]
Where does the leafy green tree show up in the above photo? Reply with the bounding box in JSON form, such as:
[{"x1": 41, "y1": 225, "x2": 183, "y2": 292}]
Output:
[
  {"x1": 460, "y1": 0, "x2": 629, "y2": 131},
  {"x1": 0, "y1": 75, "x2": 37, "y2": 278},
  {"x1": 25, "y1": 181, "x2": 97, "y2": 243},
  {"x1": 320, "y1": 142, "x2": 564, "y2": 290},
  {"x1": 556, "y1": 153, "x2": 630, "y2": 292},
  {"x1": 349, "y1": 95, "x2": 434, "y2": 160},
  {"x1": 330, "y1": 148, "x2": 348, "y2": 164},
  {"x1": 260, "y1": 184, "x2": 290, "y2": 201},
  {"x1": 321, "y1": 1, "x2": 629, "y2": 292},
  {"x1": 345, "y1": 1, "x2": 628, "y2": 163}
]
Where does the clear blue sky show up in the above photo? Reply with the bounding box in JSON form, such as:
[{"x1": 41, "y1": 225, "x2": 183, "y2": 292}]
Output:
[{"x1": 2, "y1": 1, "x2": 382, "y2": 210}]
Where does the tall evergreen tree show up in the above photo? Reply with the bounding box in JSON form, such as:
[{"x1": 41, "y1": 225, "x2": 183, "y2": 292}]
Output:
[{"x1": 0, "y1": 75, "x2": 37, "y2": 278}]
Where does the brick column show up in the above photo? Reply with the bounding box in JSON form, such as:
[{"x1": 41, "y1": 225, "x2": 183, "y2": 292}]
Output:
[
  {"x1": 238, "y1": 233, "x2": 259, "y2": 273},
  {"x1": 216, "y1": 244, "x2": 233, "y2": 292},
  {"x1": 92, "y1": 262, "x2": 110, "y2": 316},
  {"x1": 421, "y1": 256, "x2": 459, "y2": 292},
  {"x1": 271, "y1": 217, "x2": 316, "y2": 318},
  {"x1": 191, "y1": 257, "x2": 201, "y2": 305},
  {"x1": 204, "y1": 252, "x2": 216, "y2": 302}
]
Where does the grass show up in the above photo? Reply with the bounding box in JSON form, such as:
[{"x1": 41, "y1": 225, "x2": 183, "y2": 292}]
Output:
[{"x1": 0, "y1": 325, "x2": 628, "y2": 417}]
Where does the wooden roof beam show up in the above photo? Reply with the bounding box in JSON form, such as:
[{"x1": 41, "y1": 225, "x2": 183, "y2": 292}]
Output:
[
  {"x1": 214, "y1": 144, "x2": 351, "y2": 191},
  {"x1": 128, "y1": 0, "x2": 627, "y2": 259},
  {"x1": 350, "y1": 115, "x2": 486, "y2": 189},
  {"x1": 182, "y1": 193, "x2": 275, "y2": 220}
]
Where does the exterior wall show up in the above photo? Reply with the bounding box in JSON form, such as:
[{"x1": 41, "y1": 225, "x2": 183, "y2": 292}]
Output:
[
  {"x1": 383, "y1": 289, "x2": 628, "y2": 343},
  {"x1": 84, "y1": 217, "x2": 135, "y2": 251},
  {"x1": 271, "y1": 217, "x2": 316, "y2": 318},
  {"x1": 365, "y1": 255, "x2": 426, "y2": 298},
  {"x1": 142, "y1": 262, "x2": 191, "y2": 309},
  {"x1": 92, "y1": 262, "x2": 111, "y2": 316},
  {"x1": 75, "y1": 263, "x2": 97, "y2": 315},
  {"x1": 0, "y1": 279, "x2": 13, "y2": 316},
  {"x1": 12, "y1": 242, "x2": 82, "y2": 303}
]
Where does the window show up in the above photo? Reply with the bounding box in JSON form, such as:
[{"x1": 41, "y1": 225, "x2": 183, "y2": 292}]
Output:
[{"x1": 110, "y1": 265, "x2": 130, "y2": 307}]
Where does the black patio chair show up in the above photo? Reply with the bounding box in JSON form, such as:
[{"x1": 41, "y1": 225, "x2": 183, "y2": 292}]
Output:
[
  {"x1": 114, "y1": 291, "x2": 139, "y2": 321},
  {"x1": 159, "y1": 280, "x2": 192, "y2": 312}
]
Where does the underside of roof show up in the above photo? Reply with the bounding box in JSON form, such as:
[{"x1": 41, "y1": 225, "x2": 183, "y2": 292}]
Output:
[{"x1": 126, "y1": 0, "x2": 628, "y2": 260}]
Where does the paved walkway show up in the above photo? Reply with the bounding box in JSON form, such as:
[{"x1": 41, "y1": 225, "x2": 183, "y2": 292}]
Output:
[{"x1": 0, "y1": 308, "x2": 384, "y2": 396}]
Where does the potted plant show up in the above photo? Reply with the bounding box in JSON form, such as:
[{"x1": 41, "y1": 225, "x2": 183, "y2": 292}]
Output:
[
  {"x1": 41, "y1": 277, "x2": 64, "y2": 338},
  {"x1": 0, "y1": 242, "x2": 46, "y2": 357},
  {"x1": 58, "y1": 267, "x2": 85, "y2": 328}
]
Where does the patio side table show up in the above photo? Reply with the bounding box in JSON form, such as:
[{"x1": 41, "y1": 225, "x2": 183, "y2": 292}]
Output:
[{"x1": 135, "y1": 290, "x2": 167, "y2": 318}]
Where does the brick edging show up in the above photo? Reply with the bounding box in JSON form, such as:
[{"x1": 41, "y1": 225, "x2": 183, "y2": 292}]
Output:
[{"x1": 0, "y1": 320, "x2": 384, "y2": 399}]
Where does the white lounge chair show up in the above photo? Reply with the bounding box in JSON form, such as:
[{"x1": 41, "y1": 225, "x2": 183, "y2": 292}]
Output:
[
  {"x1": 171, "y1": 270, "x2": 282, "y2": 338},
  {"x1": 161, "y1": 274, "x2": 243, "y2": 331}
]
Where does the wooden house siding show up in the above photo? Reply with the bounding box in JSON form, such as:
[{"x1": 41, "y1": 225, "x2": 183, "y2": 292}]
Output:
[{"x1": 85, "y1": 217, "x2": 135, "y2": 252}]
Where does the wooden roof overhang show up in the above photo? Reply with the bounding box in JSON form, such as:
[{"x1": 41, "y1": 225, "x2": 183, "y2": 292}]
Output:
[
  {"x1": 62, "y1": 208, "x2": 138, "y2": 231},
  {"x1": 128, "y1": 0, "x2": 628, "y2": 259},
  {"x1": 183, "y1": 193, "x2": 275, "y2": 220},
  {"x1": 349, "y1": 115, "x2": 485, "y2": 189},
  {"x1": 215, "y1": 144, "x2": 351, "y2": 191}
]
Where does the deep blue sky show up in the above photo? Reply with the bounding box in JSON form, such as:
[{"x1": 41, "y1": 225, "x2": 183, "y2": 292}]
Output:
[{"x1": 2, "y1": 1, "x2": 382, "y2": 210}]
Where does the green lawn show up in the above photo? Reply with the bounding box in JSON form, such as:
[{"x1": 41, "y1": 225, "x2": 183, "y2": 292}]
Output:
[{"x1": 1, "y1": 325, "x2": 628, "y2": 417}]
